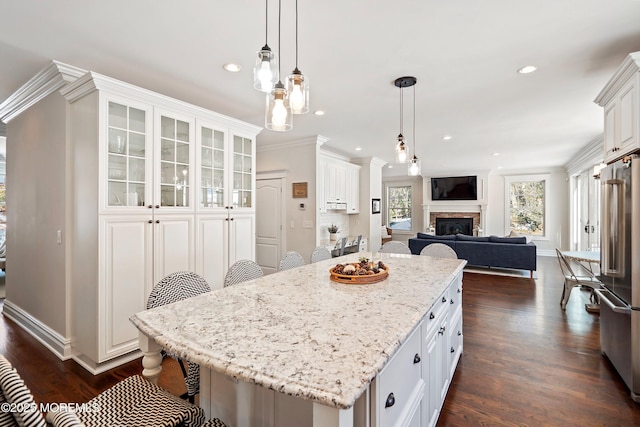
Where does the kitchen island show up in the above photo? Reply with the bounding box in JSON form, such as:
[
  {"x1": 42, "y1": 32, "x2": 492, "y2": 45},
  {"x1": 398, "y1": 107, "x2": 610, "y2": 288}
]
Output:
[{"x1": 131, "y1": 252, "x2": 466, "y2": 427}]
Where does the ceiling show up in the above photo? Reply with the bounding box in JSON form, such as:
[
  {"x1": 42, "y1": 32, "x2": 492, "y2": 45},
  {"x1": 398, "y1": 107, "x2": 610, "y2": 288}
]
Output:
[{"x1": 1, "y1": 0, "x2": 640, "y2": 176}]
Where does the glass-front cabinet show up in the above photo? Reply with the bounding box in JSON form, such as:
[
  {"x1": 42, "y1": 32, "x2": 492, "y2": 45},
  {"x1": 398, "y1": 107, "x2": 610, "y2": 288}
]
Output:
[
  {"x1": 107, "y1": 101, "x2": 148, "y2": 208},
  {"x1": 159, "y1": 114, "x2": 192, "y2": 208},
  {"x1": 232, "y1": 135, "x2": 253, "y2": 209},
  {"x1": 197, "y1": 123, "x2": 255, "y2": 212},
  {"x1": 200, "y1": 126, "x2": 226, "y2": 208}
]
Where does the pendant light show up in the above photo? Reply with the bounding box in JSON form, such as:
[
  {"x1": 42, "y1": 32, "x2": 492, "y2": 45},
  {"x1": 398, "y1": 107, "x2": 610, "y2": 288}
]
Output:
[
  {"x1": 253, "y1": 0, "x2": 278, "y2": 92},
  {"x1": 408, "y1": 81, "x2": 421, "y2": 176},
  {"x1": 287, "y1": 0, "x2": 309, "y2": 114},
  {"x1": 265, "y1": 0, "x2": 292, "y2": 131},
  {"x1": 394, "y1": 77, "x2": 408, "y2": 163}
]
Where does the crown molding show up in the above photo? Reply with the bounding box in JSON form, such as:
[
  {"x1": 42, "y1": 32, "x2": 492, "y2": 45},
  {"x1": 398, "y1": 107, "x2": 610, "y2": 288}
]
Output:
[
  {"x1": 351, "y1": 156, "x2": 388, "y2": 168},
  {"x1": 565, "y1": 136, "x2": 604, "y2": 176},
  {"x1": 257, "y1": 135, "x2": 328, "y2": 152},
  {"x1": 0, "y1": 60, "x2": 86, "y2": 123},
  {"x1": 594, "y1": 51, "x2": 640, "y2": 106}
]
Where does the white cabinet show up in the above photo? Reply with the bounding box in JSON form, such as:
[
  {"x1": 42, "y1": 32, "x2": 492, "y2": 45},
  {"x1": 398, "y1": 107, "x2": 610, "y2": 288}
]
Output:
[
  {"x1": 595, "y1": 52, "x2": 640, "y2": 163},
  {"x1": 345, "y1": 163, "x2": 360, "y2": 214},
  {"x1": 371, "y1": 325, "x2": 424, "y2": 427},
  {"x1": 319, "y1": 153, "x2": 360, "y2": 213},
  {"x1": 197, "y1": 212, "x2": 255, "y2": 290},
  {"x1": 63, "y1": 72, "x2": 260, "y2": 370}
]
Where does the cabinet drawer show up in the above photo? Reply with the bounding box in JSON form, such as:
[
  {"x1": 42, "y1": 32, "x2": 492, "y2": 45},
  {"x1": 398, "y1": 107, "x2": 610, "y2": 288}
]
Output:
[
  {"x1": 373, "y1": 325, "x2": 424, "y2": 427},
  {"x1": 424, "y1": 289, "x2": 449, "y2": 336},
  {"x1": 449, "y1": 280, "x2": 462, "y2": 317},
  {"x1": 449, "y1": 311, "x2": 463, "y2": 379}
]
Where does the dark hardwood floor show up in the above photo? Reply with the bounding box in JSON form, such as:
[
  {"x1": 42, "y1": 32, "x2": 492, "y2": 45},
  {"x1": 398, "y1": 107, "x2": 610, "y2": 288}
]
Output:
[{"x1": 1, "y1": 256, "x2": 638, "y2": 425}]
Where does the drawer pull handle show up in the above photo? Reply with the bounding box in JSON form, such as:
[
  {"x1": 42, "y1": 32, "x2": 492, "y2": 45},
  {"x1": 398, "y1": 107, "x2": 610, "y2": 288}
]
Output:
[
  {"x1": 385, "y1": 393, "x2": 395, "y2": 408},
  {"x1": 450, "y1": 299, "x2": 454, "y2": 304},
  {"x1": 429, "y1": 312, "x2": 435, "y2": 320},
  {"x1": 451, "y1": 346, "x2": 455, "y2": 353},
  {"x1": 458, "y1": 331, "x2": 462, "y2": 336},
  {"x1": 442, "y1": 296, "x2": 447, "y2": 303},
  {"x1": 439, "y1": 326, "x2": 446, "y2": 335},
  {"x1": 457, "y1": 288, "x2": 461, "y2": 293},
  {"x1": 413, "y1": 354, "x2": 421, "y2": 364}
]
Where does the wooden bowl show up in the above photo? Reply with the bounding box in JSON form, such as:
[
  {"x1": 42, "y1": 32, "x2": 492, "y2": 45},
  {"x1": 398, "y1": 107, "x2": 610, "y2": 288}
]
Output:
[{"x1": 329, "y1": 263, "x2": 389, "y2": 284}]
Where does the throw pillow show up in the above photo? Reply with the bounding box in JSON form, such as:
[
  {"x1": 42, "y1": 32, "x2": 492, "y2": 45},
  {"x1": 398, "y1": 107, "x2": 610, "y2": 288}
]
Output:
[
  {"x1": 456, "y1": 234, "x2": 490, "y2": 242},
  {"x1": 381, "y1": 226, "x2": 390, "y2": 237},
  {"x1": 417, "y1": 233, "x2": 456, "y2": 240},
  {"x1": 489, "y1": 235, "x2": 527, "y2": 244},
  {"x1": 508, "y1": 230, "x2": 532, "y2": 243}
]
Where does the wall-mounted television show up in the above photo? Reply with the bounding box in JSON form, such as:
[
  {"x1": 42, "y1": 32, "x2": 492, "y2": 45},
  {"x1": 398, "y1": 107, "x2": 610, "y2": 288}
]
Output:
[{"x1": 431, "y1": 176, "x2": 477, "y2": 201}]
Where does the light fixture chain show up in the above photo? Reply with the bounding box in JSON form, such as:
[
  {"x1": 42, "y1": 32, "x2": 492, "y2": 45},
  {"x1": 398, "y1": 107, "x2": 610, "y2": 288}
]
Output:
[
  {"x1": 265, "y1": 0, "x2": 268, "y2": 43},
  {"x1": 413, "y1": 84, "x2": 416, "y2": 152},
  {"x1": 295, "y1": 0, "x2": 299, "y2": 69},
  {"x1": 278, "y1": 0, "x2": 282, "y2": 78}
]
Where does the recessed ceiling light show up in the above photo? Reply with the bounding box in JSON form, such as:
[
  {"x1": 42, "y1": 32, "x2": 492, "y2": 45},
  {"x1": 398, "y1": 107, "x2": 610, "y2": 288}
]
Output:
[
  {"x1": 314, "y1": 110, "x2": 325, "y2": 116},
  {"x1": 388, "y1": 165, "x2": 393, "y2": 168},
  {"x1": 492, "y1": 152, "x2": 500, "y2": 156},
  {"x1": 517, "y1": 65, "x2": 537, "y2": 74},
  {"x1": 497, "y1": 166, "x2": 503, "y2": 169},
  {"x1": 442, "y1": 135, "x2": 452, "y2": 141},
  {"x1": 223, "y1": 63, "x2": 241, "y2": 72},
  {"x1": 355, "y1": 147, "x2": 362, "y2": 151}
]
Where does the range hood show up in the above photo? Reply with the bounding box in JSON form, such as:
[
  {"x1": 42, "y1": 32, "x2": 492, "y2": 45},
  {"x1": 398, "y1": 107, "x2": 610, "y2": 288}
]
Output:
[{"x1": 326, "y1": 202, "x2": 347, "y2": 210}]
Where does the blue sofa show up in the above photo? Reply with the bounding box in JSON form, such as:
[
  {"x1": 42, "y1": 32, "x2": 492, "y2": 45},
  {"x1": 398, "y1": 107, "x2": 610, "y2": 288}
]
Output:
[{"x1": 408, "y1": 233, "x2": 537, "y2": 277}]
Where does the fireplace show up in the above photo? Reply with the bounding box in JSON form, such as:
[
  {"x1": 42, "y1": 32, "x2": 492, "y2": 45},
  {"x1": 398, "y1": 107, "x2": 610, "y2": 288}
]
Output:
[{"x1": 436, "y1": 217, "x2": 473, "y2": 236}]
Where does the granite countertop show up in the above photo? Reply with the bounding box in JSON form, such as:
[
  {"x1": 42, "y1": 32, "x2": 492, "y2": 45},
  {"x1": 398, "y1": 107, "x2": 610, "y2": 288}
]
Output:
[{"x1": 130, "y1": 252, "x2": 466, "y2": 410}]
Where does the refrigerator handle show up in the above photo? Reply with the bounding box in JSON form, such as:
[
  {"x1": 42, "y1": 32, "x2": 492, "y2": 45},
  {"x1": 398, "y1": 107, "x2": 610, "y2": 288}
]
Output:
[
  {"x1": 595, "y1": 289, "x2": 632, "y2": 315},
  {"x1": 601, "y1": 178, "x2": 625, "y2": 277}
]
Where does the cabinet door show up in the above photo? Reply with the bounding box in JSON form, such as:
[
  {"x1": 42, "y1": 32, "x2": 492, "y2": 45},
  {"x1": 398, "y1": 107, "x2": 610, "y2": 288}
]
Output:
[
  {"x1": 198, "y1": 124, "x2": 227, "y2": 210},
  {"x1": 153, "y1": 215, "x2": 194, "y2": 283},
  {"x1": 603, "y1": 102, "x2": 617, "y2": 162},
  {"x1": 230, "y1": 213, "x2": 255, "y2": 266},
  {"x1": 105, "y1": 99, "x2": 152, "y2": 210},
  {"x1": 619, "y1": 81, "x2": 637, "y2": 152},
  {"x1": 197, "y1": 215, "x2": 229, "y2": 290},
  {"x1": 101, "y1": 216, "x2": 153, "y2": 360},
  {"x1": 231, "y1": 134, "x2": 255, "y2": 210},
  {"x1": 156, "y1": 111, "x2": 195, "y2": 211},
  {"x1": 346, "y1": 166, "x2": 360, "y2": 214},
  {"x1": 423, "y1": 315, "x2": 448, "y2": 427}
]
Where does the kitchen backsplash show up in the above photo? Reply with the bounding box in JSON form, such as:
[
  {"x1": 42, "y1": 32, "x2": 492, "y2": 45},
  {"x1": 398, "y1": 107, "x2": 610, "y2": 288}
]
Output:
[{"x1": 319, "y1": 212, "x2": 350, "y2": 240}]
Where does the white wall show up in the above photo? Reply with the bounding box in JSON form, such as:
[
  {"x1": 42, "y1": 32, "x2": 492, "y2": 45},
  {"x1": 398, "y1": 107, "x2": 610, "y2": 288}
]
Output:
[
  {"x1": 350, "y1": 157, "x2": 385, "y2": 251},
  {"x1": 256, "y1": 139, "x2": 319, "y2": 263},
  {"x1": 6, "y1": 91, "x2": 68, "y2": 336}
]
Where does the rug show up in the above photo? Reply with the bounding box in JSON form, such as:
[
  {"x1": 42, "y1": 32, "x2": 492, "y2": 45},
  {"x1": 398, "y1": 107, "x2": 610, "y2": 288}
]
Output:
[{"x1": 464, "y1": 265, "x2": 537, "y2": 279}]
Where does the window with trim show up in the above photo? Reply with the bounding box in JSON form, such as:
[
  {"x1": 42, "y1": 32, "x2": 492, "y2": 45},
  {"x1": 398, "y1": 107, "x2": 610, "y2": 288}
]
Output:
[
  {"x1": 505, "y1": 175, "x2": 548, "y2": 237},
  {"x1": 387, "y1": 185, "x2": 412, "y2": 231}
]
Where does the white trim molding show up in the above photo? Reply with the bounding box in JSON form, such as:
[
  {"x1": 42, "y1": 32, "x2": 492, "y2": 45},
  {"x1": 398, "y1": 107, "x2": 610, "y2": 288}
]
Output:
[
  {"x1": 0, "y1": 60, "x2": 86, "y2": 123},
  {"x1": 2, "y1": 300, "x2": 73, "y2": 360},
  {"x1": 258, "y1": 135, "x2": 328, "y2": 153}
]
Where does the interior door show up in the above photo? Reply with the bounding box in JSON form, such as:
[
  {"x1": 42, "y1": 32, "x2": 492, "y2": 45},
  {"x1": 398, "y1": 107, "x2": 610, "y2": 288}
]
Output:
[{"x1": 256, "y1": 178, "x2": 283, "y2": 275}]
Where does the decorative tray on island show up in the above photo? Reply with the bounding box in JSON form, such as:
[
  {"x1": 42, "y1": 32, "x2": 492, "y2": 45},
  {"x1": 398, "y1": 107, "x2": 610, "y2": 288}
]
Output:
[{"x1": 329, "y1": 258, "x2": 389, "y2": 284}]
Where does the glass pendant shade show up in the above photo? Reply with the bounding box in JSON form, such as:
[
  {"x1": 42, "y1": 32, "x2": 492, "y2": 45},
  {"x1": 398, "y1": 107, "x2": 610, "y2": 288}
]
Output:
[
  {"x1": 253, "y1": 45, "x2": 278, "y2": 92},
  {"x1": 408, "y1": 155, "x2": 421, "y2": 176},
  {"x1": 396, "y1": 137, "x2": 408, "y2": 163},
  {"x1": 265, "y1": 82, "x2": 292, "y2": 132},
  {"x1": 287, "y1": 68, "x2": 309, "y2": 114}
]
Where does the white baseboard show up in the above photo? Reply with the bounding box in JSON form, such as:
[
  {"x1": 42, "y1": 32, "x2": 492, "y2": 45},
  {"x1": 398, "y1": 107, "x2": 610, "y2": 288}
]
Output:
[
  {"x1": 537, "y1": 249, "x2": 556, "y2": 257},
  {"x1": 2, "y1": 300, "x2": 73, "y2": 360},
  {"x1": 72, "y1": 351, "x2": 142, "y2": 375}
]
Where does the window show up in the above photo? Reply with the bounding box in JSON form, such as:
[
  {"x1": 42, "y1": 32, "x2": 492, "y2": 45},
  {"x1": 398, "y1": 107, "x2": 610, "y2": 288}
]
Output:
[
  {"x1": 505, "y1": 175, "x2": 548, "y2": 237},
  {"x1": 387, "y1": 185, "x2": 412, "y2": 231}
]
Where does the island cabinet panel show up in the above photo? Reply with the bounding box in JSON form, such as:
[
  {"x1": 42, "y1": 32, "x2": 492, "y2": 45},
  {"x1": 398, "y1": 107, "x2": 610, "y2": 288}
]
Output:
[{"x1": 370, "y1": 324, "x2": 424, "y2": 427}]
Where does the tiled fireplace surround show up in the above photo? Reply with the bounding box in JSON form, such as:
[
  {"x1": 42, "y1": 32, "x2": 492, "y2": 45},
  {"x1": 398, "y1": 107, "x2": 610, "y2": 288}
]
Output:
[{"x1": 430, "y1": 212, "x2": 481, "y2": 235}]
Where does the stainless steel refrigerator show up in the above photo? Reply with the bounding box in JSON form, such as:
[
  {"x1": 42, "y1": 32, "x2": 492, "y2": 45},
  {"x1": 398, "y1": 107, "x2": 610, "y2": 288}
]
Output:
[{"x1": 596, "y1": 154, "x2": 640, "y2": 402}]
